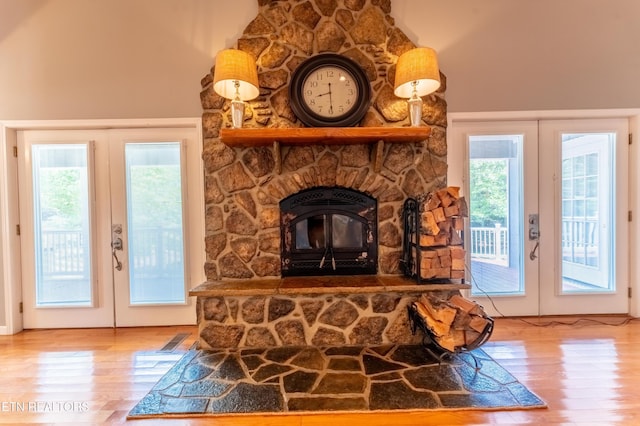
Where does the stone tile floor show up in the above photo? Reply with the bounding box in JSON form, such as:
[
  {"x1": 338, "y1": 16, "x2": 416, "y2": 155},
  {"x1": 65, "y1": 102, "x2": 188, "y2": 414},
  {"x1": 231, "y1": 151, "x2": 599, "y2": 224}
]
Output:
[{"x1": 128, "y1": 344, "x2": 545, "y2": 418}]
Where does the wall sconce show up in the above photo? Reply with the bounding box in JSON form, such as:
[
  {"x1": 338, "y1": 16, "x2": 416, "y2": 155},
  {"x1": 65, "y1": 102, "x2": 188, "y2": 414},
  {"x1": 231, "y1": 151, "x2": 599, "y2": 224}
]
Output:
[
  {"x1": 213, "y1": 49, "x2": 259, "y2": 128},
  {"x1": 394, "y1": 47, "x2": 441, "y2": 127}
]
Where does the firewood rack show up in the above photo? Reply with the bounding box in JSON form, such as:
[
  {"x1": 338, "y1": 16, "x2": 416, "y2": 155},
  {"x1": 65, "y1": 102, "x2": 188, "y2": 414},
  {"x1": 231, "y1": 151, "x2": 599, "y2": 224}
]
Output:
[
  {"x1": 407, "y1": 301, "x2": 494, "y2": 359},
  {"x1": 401, "y1": 197, "x2": 466, "y2": 284}
]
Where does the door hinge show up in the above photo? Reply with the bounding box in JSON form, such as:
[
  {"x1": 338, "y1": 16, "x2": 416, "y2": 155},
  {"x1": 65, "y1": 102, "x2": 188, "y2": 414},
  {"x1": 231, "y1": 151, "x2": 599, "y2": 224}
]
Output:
[
  {"x1": 13, "y1": 146, "x2": 18, "y2": 157},
  {"x1": 19, "y1": 302, "x2": 23, "y2": 313},
  {"x1": 16, "y1": 224, "x2": 20, "y2": 236},
  {"x1": 629, "y1": 287, "x2": 633, "y2": 299},
  {"x1": 629, "y1": 211, "x2": 633, "y2": 222},
  {"x1": 630, "y1": 134, "x2": 633, "y2": 145}
]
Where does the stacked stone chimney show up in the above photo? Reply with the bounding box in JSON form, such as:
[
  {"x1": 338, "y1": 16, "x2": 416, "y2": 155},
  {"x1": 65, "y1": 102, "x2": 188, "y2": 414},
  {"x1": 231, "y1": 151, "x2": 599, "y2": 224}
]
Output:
[{"x1": 199, "y1": 0, "x2": 448, "y2": 282}]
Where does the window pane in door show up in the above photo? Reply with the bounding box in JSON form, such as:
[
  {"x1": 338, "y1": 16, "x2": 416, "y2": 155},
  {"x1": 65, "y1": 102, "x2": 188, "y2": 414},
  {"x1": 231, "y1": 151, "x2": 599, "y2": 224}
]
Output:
[
  {"x1": 561, "y1": 133, "x2": 614, "y2": 292},
  {"x1": 125, "y1": 143, "x2": 186, "y2": 304},
  {"x1": 468, "y1": 135, "x2": 524, "y2": 295},
  {"x1": 32, "y1": 144, "x2": 92, "y2": 306}
]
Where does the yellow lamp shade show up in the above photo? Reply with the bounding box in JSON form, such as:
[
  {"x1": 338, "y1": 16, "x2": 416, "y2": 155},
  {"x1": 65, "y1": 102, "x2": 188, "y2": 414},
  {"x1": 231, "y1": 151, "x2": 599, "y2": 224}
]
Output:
[
  {"x1": 393, "y1": 47, "x2": 441, "y2": 98},
  {"x1": 213, "y1": 49, "x2": 260, "y2": 101}
]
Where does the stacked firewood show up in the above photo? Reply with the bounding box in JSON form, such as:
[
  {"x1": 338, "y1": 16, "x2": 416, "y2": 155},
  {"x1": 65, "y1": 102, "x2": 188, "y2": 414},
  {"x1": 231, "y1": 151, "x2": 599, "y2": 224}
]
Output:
[
  {"x1": 415, "y1": 187, "x2": 468, "y2": 281},
  {"x1": 411, "y1": 292, "x2": 493, "y2": 353}
]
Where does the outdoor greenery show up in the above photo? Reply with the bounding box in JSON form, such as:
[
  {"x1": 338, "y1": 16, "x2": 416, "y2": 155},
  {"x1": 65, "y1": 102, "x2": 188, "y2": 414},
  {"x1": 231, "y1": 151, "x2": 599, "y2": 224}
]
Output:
[
  {"x1": 38, "y1": 164, "x2": 183, "y2": 230},
  {"x1": 128, "y1": 165, "x2": 183, "y2": 228},
  {"x1": 39, "y1": 168, "x2": 85, "y2": 230},
  {"x1": 469, "y1": 159, "x2": 508, "y2": 227}
]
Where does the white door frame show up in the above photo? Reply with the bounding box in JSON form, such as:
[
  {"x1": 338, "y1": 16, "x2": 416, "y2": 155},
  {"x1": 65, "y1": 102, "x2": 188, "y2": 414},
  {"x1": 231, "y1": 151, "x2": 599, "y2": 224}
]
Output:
[
  {"x1": 0, "y1": 118, "x2": 204, "y2": 334},
  {"x1": 449, "y1": 109, "x2": 640, "y2": 318}
]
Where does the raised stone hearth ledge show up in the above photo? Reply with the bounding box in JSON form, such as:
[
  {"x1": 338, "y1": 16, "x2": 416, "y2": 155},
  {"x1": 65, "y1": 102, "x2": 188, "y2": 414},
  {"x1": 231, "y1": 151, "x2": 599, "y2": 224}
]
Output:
[
  {"x1": 190, "y1": 275, "x2": 468, "y2": 297},
  {"x1": 191, "y1": 276, "x2": 469, "y2": 350}
]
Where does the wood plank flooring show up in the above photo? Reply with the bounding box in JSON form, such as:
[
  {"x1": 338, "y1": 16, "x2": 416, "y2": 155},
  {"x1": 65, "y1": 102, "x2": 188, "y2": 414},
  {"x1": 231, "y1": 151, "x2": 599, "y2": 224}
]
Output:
[{"x1": 1, "y1": 316, "x2": 639, "y2": 425}]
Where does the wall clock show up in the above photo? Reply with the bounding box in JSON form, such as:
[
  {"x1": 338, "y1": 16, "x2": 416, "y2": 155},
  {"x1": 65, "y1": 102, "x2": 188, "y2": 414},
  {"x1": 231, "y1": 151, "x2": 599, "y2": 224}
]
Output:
[{"x1": 289, "y1": 54, "x2": 371, "y2": 127}]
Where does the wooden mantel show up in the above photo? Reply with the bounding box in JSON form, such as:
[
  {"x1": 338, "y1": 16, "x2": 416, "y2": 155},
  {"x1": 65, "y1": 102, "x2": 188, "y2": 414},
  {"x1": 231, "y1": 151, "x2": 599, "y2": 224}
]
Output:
[{"x1": 219, "y1": 126, "x2": 432, "y2": 173}]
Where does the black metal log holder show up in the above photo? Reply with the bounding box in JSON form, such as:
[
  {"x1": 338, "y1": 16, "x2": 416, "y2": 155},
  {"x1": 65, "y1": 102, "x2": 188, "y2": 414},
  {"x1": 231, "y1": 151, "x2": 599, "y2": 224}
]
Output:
[
  {"x1": 401, "y1": 198, "x2": 419, "y2": 279},
  {"x1": 407, "y1": 302, "x2": 494, "y2": 362},
  {"x1": 401, "y1": 197, "x2": 466, "y2": 284}
]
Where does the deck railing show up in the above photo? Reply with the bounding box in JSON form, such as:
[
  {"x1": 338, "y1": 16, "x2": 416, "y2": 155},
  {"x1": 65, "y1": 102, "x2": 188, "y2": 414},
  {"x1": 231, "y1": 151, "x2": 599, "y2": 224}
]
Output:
[
  {"x1": 39, "y1": 227, "x2": 183, "y2": 279},
  {"x1": 469, "y1": 225, "x2": 509, "y2": 265}
]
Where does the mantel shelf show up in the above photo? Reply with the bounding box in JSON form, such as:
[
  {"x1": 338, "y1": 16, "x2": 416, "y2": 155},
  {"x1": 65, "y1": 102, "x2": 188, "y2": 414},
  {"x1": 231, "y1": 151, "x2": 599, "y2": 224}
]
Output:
[
  {"x1": 219, "y1": 126, "x2": 431, "y2": 148},
  {"x1": 219, "y1": 126, "x2": 431, "y2": 174}
]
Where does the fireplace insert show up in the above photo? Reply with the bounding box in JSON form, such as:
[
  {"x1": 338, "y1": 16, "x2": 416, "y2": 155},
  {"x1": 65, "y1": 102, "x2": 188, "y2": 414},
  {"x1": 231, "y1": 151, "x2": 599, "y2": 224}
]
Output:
[{"x1": 280, "y1": 187, "x2": 377, "y2": 276}]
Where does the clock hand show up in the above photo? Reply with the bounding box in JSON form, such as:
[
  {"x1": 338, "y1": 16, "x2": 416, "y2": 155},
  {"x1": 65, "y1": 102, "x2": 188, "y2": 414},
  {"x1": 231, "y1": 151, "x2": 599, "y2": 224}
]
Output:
[{"x1": 327, "y1": 82, "x2": 333, "y2": 114}]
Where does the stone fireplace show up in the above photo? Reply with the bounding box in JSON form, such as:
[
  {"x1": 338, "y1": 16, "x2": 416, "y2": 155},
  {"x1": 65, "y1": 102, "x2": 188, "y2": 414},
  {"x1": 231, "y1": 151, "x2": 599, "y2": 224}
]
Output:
[
  {"x1": 199, "y1": 0, "x2": 448, "y2": 282},
  {"x1": 280, "y1": 186, "x2": 377, "y2": 276},
  {"x1": 191, "y1": 0, "x2": 455, "y2": 350}
]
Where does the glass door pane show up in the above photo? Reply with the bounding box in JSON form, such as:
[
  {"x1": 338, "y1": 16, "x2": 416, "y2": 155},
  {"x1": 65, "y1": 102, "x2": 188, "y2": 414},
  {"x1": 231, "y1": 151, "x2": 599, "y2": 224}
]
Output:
[
  {"x1": 452, "y1": 120, "x2": 539, "y2": 317},
  {"x1": 125, "y1": 143, "x2": 186, "y2": 304},
  {"x1": 31, "y1": 144, "x2": 93, "y2": 307},
  {"x1": 538, "y1": 118, "x2": 628, "y2": 315},
  {"x1": 468, "y1": 134, "x2": 524, "y2": 296},
  {"x1": 561, "y1": 133, "x2": 614, "y2": 292}
]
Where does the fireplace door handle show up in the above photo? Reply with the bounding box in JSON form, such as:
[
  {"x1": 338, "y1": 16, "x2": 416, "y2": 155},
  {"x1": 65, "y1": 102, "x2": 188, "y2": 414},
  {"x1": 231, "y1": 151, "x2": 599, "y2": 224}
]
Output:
[
  {"x1": 319, "y1": 248, "x2": 337, "y2": 270},
  {"x1": 330, "y1": 248, "x2": 336, "y2": 270},
  {"x1": 320, "y1": 248, "x2": 328, "y2": 269}
]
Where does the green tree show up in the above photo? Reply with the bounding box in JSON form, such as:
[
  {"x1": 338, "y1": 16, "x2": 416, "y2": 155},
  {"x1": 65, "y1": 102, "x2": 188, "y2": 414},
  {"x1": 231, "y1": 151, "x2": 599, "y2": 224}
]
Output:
[
  {"x1": 129, "y1": 165, "x2": 183, "y2": 228},
  {"x1": 469, "y1": 159, "x2": 508, "y2": 227},
  {"x1": 39, "y1": 167, "x2": 84, "y2": 229}
]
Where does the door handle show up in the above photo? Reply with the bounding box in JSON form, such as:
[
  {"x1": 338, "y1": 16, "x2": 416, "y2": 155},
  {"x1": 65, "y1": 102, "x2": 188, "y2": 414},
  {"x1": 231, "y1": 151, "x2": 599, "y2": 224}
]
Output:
[
  {"x1": 528, "y1": 214, "x2": 539, "y2": 240},
  {"x1": 529, "y1": 241, "x2": 539, "y2": 260},
  {"x1": 111, "y1": 224, "x2": 123, "y2": 271},
  {"x1": 528, "y1": 214, "x2": 539, "y2": 260},
  {"x1": 111, "y1": 237, "x2": 123, "y2": 271}
]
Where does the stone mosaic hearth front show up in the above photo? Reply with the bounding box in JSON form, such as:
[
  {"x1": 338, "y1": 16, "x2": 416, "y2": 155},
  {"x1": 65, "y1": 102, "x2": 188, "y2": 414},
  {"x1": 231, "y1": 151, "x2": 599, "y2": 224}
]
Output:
[
  {"x1": 128, "y1": 345, "x2": 546, "y2": 417},
  {"x1": 191, "y1": 276, "x2": 468, "y2": 350},
  {"x1": 196, "y1": 292, "x2": 424, "y2": 350}
]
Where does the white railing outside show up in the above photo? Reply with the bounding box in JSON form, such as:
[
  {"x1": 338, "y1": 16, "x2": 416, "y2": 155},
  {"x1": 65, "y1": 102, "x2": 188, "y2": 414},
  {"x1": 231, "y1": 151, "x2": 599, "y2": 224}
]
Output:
[{"x1": 470, "y1": 224, "x2": 509, "y2": 265}]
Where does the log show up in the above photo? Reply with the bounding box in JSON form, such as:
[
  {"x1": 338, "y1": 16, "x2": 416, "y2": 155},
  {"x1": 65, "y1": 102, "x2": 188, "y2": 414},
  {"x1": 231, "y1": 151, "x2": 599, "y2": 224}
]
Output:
[
  {"x1": 411, "y1": 293, "x2": 492, "y2": 353},
  {"x1": 420, "y1": 295, "x2": 457, "y2": 326},
  {"x1": 414, "y1": 302, "x2": 451, "y2": 337},
  {"x1": 469, "y1": 316, "x2": 491, "y2": 333},
  {"x1": 449, "y1": 294, "x2": 478, "y2": 313},
  {"x1": 432, "y1": 207, "x2": 446, "y2": 223},
  {"x1": 424, "y1": 194, "x2": 440, "y2": 211},
  {"x1": 444, "y1": 205, "x2": 459, "y2": 217},
  {"x1": 451, "y1": 258, "x2": 465, "y2": 271},
  {"x1": 421, "y1": 211, "x2": 440, "y2": 235}
]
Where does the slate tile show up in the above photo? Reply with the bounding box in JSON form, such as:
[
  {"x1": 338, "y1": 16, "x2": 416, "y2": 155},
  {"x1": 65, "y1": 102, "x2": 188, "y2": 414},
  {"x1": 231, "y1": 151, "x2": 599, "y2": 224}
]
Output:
[
  {"x1": 283, "y1": 370, "x2": 320, "y2": 393},
  {"x1": 288, "y1": 396, "x2": 368, "y2": 411},
  {"x1": 369, "y1": 380, "x2": 440, "y2": 410},
  {"x1": 207, "y1": 383, "x2": 284, "y2": 414},
  {"x1": 312, "y1": 373, "x2": 367, "y2": 394},
  {"x1": 362, "y1": 354, "x2": 406, "y2": 375}
]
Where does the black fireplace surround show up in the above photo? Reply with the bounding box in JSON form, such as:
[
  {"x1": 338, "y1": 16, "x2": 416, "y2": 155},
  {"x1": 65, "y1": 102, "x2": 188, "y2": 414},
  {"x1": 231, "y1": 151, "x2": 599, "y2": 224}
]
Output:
[{"x1": 280, "y1": 187, "x2": 377, "y2": 276}]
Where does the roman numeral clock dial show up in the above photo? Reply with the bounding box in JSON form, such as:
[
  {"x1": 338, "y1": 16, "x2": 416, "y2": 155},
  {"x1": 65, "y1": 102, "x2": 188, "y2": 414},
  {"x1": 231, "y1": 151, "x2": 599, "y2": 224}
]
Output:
[{"x1": 289, "y1": 54, "x2": 371, "y2": 127}]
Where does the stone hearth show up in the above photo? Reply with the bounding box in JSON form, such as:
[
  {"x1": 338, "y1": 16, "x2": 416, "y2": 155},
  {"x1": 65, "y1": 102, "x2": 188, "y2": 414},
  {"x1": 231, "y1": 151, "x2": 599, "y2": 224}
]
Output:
[
  {"x1": 128, "y1": 344, "x2": 546, "y2": 417},
  {"x1": 190, "y1": 276, "x2": 468, "y2": 350}
]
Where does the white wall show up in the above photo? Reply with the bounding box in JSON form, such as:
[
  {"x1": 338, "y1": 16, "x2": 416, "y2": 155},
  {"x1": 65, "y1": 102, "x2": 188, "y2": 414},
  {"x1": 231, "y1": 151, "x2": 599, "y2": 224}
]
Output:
[{"x1": 1, "y1": 0, "x2": 639, "y2": 120}]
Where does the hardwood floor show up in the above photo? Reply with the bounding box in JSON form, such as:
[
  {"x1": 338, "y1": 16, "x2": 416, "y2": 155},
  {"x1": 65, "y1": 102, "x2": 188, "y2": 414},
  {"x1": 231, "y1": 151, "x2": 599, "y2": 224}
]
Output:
[{"x1": 1, "y1": 316, "x2": 639, "y2": 425}]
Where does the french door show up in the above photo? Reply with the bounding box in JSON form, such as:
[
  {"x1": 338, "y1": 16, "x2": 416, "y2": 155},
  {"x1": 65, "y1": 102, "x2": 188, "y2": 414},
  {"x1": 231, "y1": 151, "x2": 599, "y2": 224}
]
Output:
[
  {"x1": 18, "y1": 127, "x2": 202, "y2": 328},
  {"x1": 453, "y1": 118, "x2": 629, "y2": 316}
]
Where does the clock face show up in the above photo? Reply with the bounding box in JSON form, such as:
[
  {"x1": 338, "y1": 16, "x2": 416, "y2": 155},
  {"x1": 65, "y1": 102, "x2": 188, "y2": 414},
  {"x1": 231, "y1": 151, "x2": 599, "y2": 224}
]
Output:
[
  {"x1": 289, "y1": 54, "x2": 371, "y2": 127},
  {"x1": 301, "y1": 65, "x2": 359, "y2": 119}
]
